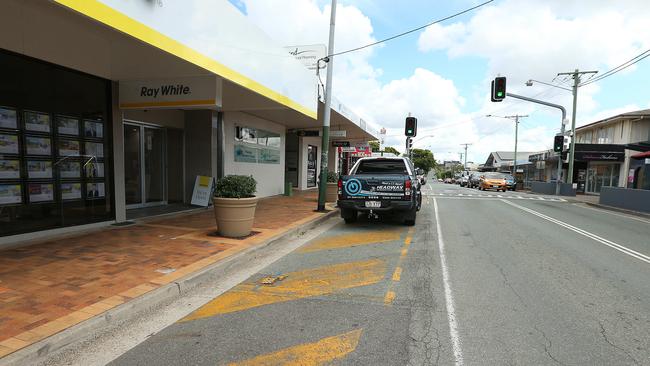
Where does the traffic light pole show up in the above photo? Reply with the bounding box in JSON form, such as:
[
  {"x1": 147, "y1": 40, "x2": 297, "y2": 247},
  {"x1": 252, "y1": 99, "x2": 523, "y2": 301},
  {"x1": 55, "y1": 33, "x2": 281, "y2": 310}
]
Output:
[
  {"x1": 317, "y1": 0, "x2": 337, "y2": 212},
  {"x1": 505, "y1": 92, "x2": 567, "y2": 195}
]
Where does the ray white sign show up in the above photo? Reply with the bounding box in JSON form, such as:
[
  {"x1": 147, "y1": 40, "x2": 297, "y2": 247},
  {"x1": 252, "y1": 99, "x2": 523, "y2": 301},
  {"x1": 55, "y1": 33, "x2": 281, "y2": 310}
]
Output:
[
  {"x1": 285, "y1": 44, "x2": 327, "y2": 70},
  {"x1": 119, "y1": 76, "x2": 221, "y2": 109}
]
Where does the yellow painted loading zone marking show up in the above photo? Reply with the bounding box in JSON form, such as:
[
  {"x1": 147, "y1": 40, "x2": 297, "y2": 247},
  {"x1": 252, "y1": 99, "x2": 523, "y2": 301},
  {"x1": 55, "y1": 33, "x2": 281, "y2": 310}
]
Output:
[
  {"x1": 384, "y1": 227, "x2": 415, "y2": 305},
  {"x1": 54, "y1": 0, "x2": 317, "y2": 119},
  {"x1": 180, "y1": 259, "x2": 386, "y2": 322},
  {"x1": 228, "y1": 329, "x2": 363, "y2": 366},
  {"x1": 298, "y1": 229, "x2": 404, "y2": 253}
]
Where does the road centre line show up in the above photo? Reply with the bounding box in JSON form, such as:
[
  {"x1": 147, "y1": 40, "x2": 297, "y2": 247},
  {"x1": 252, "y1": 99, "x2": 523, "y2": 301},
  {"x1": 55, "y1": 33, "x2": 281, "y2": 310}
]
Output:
[
  {"x1": 501, "y1": 199, "x2": 650, "y2": 265},
  {"x1": 433, "y1": 198, "x2": 465, "y2": 366}
]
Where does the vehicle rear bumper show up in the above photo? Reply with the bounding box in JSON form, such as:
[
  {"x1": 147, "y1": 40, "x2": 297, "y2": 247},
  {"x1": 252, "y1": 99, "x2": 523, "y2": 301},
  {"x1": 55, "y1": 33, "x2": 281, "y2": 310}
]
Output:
[{"x1": 337, "y1": 200, "x2": 415, "y2": 212}]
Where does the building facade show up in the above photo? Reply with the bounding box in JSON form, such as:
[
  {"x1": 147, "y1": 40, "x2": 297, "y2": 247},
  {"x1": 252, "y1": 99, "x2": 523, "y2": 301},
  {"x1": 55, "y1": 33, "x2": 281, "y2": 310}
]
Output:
[{"x1": 0, "y1": 0, "x2": 376, "y2": 244}]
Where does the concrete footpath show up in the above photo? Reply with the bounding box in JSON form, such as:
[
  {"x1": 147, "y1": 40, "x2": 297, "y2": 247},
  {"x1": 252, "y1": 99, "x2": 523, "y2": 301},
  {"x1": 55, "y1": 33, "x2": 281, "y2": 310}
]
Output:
[{"x1": 0, "y1": 191, "x2": 336, "y2": 363}]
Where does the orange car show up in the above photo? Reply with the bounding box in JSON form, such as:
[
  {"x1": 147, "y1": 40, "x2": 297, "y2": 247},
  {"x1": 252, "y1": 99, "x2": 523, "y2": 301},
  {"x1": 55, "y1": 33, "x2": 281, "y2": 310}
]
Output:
[{"x1": 479, "y1": 172, "x2": 508, "y2": 192}]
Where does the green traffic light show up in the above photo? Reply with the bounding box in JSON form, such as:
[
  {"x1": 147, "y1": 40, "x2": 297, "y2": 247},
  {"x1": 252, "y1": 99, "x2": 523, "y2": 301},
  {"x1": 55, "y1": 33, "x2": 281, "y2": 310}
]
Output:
[{"x1": 497, "y1": 92, "x2": 504, "y2": 97}]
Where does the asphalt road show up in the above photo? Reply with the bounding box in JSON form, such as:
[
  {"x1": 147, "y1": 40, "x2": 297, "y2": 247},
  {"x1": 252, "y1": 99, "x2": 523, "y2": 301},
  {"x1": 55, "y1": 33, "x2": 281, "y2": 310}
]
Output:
[{"x1": 110, "y1": 182, "x2": 650, "y2": 366}]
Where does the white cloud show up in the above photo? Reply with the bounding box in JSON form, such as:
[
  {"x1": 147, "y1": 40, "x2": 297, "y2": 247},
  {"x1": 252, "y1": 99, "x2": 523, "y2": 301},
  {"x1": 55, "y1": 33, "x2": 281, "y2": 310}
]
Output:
[
  {"x1": 417, "y1": 0, "x2": 650, "y2": 161},
  {"x1": 241, "y1": 0, "x2": 650, "y2": 163}
]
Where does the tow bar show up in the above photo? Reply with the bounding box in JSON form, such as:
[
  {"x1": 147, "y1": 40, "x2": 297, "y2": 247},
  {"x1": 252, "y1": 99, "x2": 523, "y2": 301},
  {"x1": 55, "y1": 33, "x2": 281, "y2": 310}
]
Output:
[{"x1": 367, "y1": 210, "x2": 379, "y2": 220}]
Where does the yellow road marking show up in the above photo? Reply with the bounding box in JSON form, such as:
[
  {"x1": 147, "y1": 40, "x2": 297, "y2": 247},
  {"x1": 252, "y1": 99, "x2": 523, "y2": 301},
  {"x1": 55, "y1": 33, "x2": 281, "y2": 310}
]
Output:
[
  {"x1": 228, "y1": 329, "x2": 363, "y2": 366},
  {"x1": 384, "y1": 227, "x2": 416, "y2": 306},
  {"x1": 392, "y1": 267, "x2": 402, "y2": 281},
  {"x1": 299, "y1": 229, "x2": 403, "y2": 253},
  {"x1": 181, "y1": 259, "x2": 386, "y2": 322},
  {"x1": 384, "y1": 291, "x2": 396, "y2": 305}
]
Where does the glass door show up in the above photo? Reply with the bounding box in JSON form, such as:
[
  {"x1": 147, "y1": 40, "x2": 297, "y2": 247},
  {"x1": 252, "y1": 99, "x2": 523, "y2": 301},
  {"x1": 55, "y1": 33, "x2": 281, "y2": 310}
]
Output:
[
  {"x1": 124, "y1": 122, "x2": 166, "y2": 208},
  {"x1": 124, "y1": 124, "x2": 142, "y2": 205}
]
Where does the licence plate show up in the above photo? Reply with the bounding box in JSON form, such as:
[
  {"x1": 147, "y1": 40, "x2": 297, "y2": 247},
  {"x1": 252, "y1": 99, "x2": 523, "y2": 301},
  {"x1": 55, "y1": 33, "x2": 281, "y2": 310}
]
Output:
[
  {"x1": 365, "y1": 201, "x2": 381, "y2": 208},
  {"x1": 492, "y1": 185, "x2": 500, "y2": 188}
]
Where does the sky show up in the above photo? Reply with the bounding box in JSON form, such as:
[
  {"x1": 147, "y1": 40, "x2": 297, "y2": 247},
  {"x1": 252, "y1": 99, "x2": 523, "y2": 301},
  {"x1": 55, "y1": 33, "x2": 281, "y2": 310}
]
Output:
[{"x1": 230, "y1": 0, "x2": 650, "y2": 164}]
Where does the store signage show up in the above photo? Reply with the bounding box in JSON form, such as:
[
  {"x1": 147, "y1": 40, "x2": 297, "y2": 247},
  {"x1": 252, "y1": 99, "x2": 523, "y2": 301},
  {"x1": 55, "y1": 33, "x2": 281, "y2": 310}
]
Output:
[
  {"x1": 332, "y1": 141, "x2": 350, "y2": 147},
  {"x1": 574, "y1": 152, "x2": 624, "y2": 161},
  {"x1": 119, "y1": 76, "x2": 221, "y2": 109},
  {"x1": 340, "y1": 146, "x2": 357, "y2": 152},
  {"x1": 191, "y1": 176, "x2": 214, "y2": 207},
  {"x1": 285, "y1": 44, "x2": 327, "y2": 70},
  {"x1": 296, "y1": 130, "x2": 320, "y2": 137},
  {"x1": 330, "y1": 130, "x2": 347, "y2": 138}
]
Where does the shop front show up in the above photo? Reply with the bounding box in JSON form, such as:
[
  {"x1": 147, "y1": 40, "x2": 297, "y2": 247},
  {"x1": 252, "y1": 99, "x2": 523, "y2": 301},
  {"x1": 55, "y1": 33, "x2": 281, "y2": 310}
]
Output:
[
  {"x1": 572, "y1": 144, "x2": 626, "y2": 194},
  {"x1": 0, "y1": 49, "x2": 114, "y2": 238}
]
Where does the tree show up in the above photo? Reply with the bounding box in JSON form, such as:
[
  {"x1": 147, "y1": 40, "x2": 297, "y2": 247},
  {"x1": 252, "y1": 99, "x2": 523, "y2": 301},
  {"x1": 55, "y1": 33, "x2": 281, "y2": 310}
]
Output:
[
  {"x1": 369, "y1": 140, "x2": 400, "y2": 156},
  {"x1": 410, "y1": 148, "x2": 436, "y2": 173}
]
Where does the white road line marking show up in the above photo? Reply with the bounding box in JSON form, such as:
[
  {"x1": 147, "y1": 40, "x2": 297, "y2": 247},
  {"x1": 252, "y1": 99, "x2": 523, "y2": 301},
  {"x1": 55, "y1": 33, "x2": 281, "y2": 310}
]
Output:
[
  {"x1": 501, "y1": 199, "x2": 650, "y2": 265},
  {"x1": 433, "y1": 198, "x2": 464, "y2": 365},
  {"x1": 572, "y1": 203, "x2": 650, "y2": 224}
]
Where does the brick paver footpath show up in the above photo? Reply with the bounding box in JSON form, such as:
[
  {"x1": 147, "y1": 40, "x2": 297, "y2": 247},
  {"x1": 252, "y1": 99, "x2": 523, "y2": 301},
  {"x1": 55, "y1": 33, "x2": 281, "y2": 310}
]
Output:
[{"x1": 0, "y1": 192, "x2": 332, "y2": 359}]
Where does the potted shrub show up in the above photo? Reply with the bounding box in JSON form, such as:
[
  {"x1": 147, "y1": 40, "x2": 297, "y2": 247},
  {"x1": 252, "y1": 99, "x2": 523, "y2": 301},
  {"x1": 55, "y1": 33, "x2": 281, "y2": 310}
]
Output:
[
  {"x1": 213, "y1": 175, "x2": 258, "y2": 237},
  {"x1": 326, "y1": 171, "x2": 339, "y2": 202}
]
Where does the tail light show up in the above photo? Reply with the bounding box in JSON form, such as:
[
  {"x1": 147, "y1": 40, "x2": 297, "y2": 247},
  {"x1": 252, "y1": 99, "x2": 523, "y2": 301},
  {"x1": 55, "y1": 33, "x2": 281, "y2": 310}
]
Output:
[
  {"x1": 405, "y1": 179, "x2": 412, "y2": 197},
  {"x1": 337, "y1": 179, "x2": 343, "y2": 198}
]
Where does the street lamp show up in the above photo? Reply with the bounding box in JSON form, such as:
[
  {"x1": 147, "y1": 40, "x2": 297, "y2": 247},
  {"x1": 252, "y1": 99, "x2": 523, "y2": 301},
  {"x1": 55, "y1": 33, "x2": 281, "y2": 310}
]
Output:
[{"x1": 525, "y1": 79, "x2": 572, "y2": 92}]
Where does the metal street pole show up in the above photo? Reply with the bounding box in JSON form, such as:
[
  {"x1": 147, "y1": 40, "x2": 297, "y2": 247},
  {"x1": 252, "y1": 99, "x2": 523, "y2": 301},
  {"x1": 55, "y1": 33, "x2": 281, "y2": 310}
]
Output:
[
  {"x1": 317, "y1": 0, "x2": 337, "y2": 212},
  {"x1": 514, "y1": 115, "x2": 519, "y2": 176},
  {"x1": 556, "y1": 69, "x2": 597, "y2": 184},
  {"x1": 505, "y1": 92, "x2": 566, "y2": 195},
  {"x1": 460, "y1": 143, "x2": 471, "y2": 170}
]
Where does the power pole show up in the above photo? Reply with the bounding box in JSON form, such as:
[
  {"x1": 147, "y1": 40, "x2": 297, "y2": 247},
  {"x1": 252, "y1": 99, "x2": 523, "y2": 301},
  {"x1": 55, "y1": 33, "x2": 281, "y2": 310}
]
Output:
[
  {"x1": 460, "y1": 143, "x2": 472, "y2": 170},
  {"x1": 556, "y1": 69, "x2": 597, "y2": 184},
  {"x1": 317, "y1": 0, "x2": 337, "y2": 212},
  {"x1": 503, "y1": 115, "x2": 528, "y2": 176}
]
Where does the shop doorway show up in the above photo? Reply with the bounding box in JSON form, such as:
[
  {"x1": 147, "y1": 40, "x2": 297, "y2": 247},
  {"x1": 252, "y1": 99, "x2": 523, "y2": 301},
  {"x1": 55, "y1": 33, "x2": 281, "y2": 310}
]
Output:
[
  {"x1": 124, "y1": 121, "x2": 166, "y2": 208},
  {"x1": 586, "y1": 163, "x2": 620, "y2": 194},
  {"x1": 307, "y1": 145, "x2": 317, "y2": 188}
]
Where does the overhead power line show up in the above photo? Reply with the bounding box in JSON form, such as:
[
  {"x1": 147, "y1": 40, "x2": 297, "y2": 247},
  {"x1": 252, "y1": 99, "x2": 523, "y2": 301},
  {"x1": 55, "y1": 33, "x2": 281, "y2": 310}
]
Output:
[
  {"x1": 580, "y1": 48, "x2": 650, "y2": 86},
  {"x1": 326, "y1": 0, "x2": 494, "y2": 58}
]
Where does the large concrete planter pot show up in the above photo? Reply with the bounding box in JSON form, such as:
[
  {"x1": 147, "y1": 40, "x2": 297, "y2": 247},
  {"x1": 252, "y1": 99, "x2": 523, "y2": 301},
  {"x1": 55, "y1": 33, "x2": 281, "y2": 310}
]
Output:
[
  {"x1": 213, "y1": 196, "x2": 258, "y2": 238},
  {"x1": 326, "y1": 183, "x2": 338, "y2": 202}
]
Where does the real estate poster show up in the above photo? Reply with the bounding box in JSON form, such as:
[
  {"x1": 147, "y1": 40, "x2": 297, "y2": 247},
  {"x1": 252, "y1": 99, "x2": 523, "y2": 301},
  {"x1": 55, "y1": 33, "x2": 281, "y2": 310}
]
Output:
[
  {"x1": 26, "y1": 136, "x2": 51, "y2": 155},
  {"x1": 61, "y1": 182, "x2": 82, "y2": 200},
  {"x1": 84, "y1": 120, "x2": 103, "y2": 138},
  {"x1": 24, "y1": 111, "x2": 51, "y2": 133},
  {"x1": 234, "y1": 144, "x2": 258, "y2": 163},
  {"x1": 259, "y1": 148, "x2": 280, "y2": 164},
  {"x1": 0, "y1": 184, "x2": 22, "y2": 205},
  {"x1": 86, "y1": 182, "x2": 105, "y2": 199},
  {"x1": 0, "y1": 159, "x2": 20, "y2": 179},
  {"x1": 0, "y1": 107, "x2": 18, "y2": 129},
  {"x1": 84, "y1": 162, "x2": 104, "y2": 178},
  {"x1": 85, "y1": 142, "x2": 104, "y2": 157},
  {"x1": 28, "y1": 183, "x2": 54, "y2": 203},
  {"x1": 0, "y1": 134, "x2": 19, "y2": 154},
  {"x1": 57, "y1": 116, "x2": 79, "y2": 136},
  {"x1": 27, "y1": 161, "x2": 53, "y2": 179},
  {"x1": 60, "y1": 161, "x2": 81, "y2": 178},
  {"x1": 58, "y1": 139, "x2": 80, "y2": 156}
]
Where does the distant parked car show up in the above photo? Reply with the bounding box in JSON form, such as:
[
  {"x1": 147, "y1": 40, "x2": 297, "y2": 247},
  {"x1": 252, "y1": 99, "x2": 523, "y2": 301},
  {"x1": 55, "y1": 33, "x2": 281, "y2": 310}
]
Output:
[
  {"x1": 504, "y1": 174, "x2": 516, "y2": 190},
  {"x1": 444, "y1": 178, "x2": 452, "y2": 184},
  {"x1": 438, "y1": 178, "x2": 443, "y2": 182},
  {"x1": 469, "y1": 172, "x2": 482, "y2": 188},
  {"x1": 479, "y1": 172, "x2": 508, "y2": 192}
]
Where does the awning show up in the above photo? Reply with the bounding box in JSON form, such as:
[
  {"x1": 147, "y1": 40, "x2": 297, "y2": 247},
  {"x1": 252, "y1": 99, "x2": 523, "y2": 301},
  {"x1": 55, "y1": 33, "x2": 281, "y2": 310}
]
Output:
[
  {"x1": 626, "y1": 141, "x2": 650, "y2": 152},
  {"x1": 631, "y1": 151, "x2": 650, "y2": 159}
]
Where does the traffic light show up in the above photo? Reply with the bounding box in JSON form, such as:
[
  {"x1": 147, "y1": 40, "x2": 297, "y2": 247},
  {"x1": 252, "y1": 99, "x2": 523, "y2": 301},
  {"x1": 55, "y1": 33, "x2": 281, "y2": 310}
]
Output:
[
  {"x1": 408, "y1": 137, "x2": 413, "y2": 150},
  {"x1": 491, "y1": 77, "x2": 506, "y2": 102},
  {"x1": 553, "y1": 135, "x2": 564, "y2": 152},
  {"x1": 405, "y1": 117, "x2": 417, "y2": 137}
]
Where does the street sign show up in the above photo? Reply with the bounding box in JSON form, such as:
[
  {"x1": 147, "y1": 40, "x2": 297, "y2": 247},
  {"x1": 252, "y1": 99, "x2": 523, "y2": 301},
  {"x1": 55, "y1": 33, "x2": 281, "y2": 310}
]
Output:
[{"x1": 332, "y1": 141, "x2": 350, "y2": 147}]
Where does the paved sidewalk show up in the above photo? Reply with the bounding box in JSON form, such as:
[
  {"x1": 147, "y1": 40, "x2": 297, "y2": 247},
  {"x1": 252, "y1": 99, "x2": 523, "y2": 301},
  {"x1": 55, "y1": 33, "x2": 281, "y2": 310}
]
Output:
[{"x1": 0, "y1": 191, "x2": 332, "y2": 359}]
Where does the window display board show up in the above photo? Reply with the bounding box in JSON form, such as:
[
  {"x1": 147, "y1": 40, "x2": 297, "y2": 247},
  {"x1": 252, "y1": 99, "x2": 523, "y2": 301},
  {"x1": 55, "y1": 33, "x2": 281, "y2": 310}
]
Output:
[
  {"x1": 234, "y1": 126, "x2": 281, "y2": 164},
  {"x1": 0, "y1": 108, "x2": 110, "y2": 207}
]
